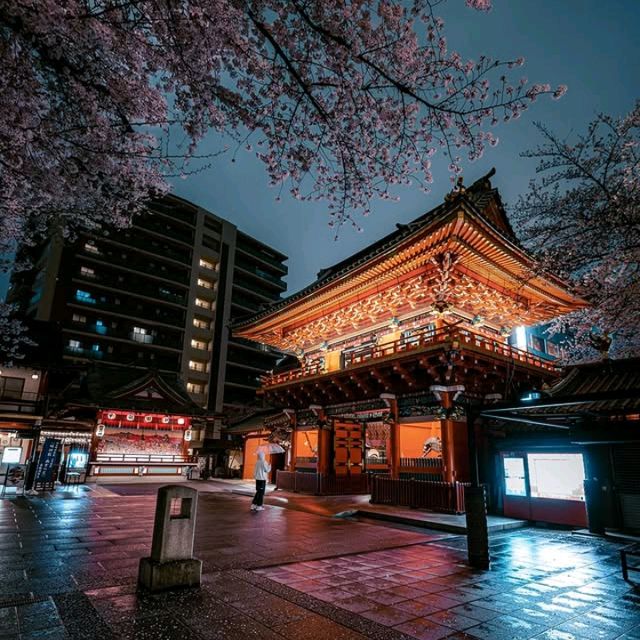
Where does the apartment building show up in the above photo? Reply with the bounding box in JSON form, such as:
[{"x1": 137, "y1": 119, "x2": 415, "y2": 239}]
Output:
[{"x1": 8, "y1": 195, "x2": 287, "y2": 413}]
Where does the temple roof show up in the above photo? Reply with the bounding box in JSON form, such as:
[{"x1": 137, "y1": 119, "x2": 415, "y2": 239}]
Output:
[
  {"x1": 59, "y1": 364, "x2": 206, "y2": 415},
  {"x1": 482, "y1": 357, "x2": 640, "y2": 428},
  {"x1": 234, "y1": 170, "x2": 585, "y2": 347}
]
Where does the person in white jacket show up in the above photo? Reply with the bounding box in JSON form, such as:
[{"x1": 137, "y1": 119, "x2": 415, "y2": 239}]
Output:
[{"x1": 251, "y1": 450, "x2": 271, "y2": 511}]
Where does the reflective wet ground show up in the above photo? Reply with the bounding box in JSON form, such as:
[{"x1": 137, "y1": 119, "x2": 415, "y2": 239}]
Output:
[{"x1": 0, "y1": 484, "x2": 638, "y2": 639}]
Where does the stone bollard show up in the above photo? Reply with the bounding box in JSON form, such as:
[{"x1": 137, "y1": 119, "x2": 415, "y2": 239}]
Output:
[{"x1": 138, "y1": 485, "x2": 202, "y2": 592}]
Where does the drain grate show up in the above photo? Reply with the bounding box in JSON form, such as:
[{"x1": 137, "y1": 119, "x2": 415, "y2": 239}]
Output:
[{"x1": 0, "y1": 594, "x2": 49, "y2": 607}]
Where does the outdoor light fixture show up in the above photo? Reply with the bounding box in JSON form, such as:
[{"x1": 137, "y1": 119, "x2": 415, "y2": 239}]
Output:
[
  {"x1": 31, "y1": 373, "x2": 39, "y2": 380},
  {"x1": 95, "y1": 424, "x2": 105, "y2": 437},
  {"x1": 126, "y1": 413, "x2": 135, "y2": 421},
  {"x1": 177, "y1": 417, "x2": 185, "y2": 425},
  {"x1": 162, "y1": 416, "x2": 170, "y2": 424},
  {"x1": 184, "y1": 429, "x2": 192, "y2": 441},
  {"x1": 521, "y1": 391, "x2": 542, "y2": 402},
  {"x1": 144, "y1": 415, "x2": 153, "y2": 423},
  {"x1": 107, "y1": 412, "x2": 116, "y2": 420}
]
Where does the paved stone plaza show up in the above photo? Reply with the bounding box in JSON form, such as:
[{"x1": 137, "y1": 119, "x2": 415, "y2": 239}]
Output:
[{"x1": 0, "y1": 484, "x2": 639, "y2": 640}]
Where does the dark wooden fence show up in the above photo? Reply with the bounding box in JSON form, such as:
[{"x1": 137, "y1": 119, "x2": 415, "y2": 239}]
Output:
[
  {"x1": 275, "y1": 470, "x2": 370, "y2": 495},
  {"x1": 370, "y1": 475, "x2": 469, "y2": 514}
]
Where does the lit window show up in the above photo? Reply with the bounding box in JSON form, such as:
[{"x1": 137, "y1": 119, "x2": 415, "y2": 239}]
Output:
[
  {"x1": 191, "y1": 339, "x2": 209, "y2": 351},
  {"x1": 503, "y1": 457, "x2": 527, "y2": 497},
  {"x1": 95, "y1": 319, "x2": 107, "y2": 335},
  {"x1": 186, "y1": 382, "x2": 205, "y2": 394},
  {"x1": 68, "y1": 339, "x2": 82, "y2": 352},
  {"x1": 194, "y1": 298, "x2": 211, "y2": 310},
  {"x1": 199, "y1": 258, "x2": 215, "y2": 270},
  {"x1": 91, "y1": 344, "x2": 101, "y2": 353},
  {"x1": 72, "y1": 314, "x2": 86, "y2": 323},
  {"x1": 80, "y1": 266, "x2": 95, "y2": 278},
  {"x1": 197, "y1": 278, "x2": 214, "y2": 290},
  {"x1": 131, "y1": 326, "x2": 153, "y2": 344},
  {"x1": 84, "y1": 241, "x2": 99, "y2": 254},
  {"x1": 527, "y1": 453, "x2": 586, "y2": 501},
  {"x1": 189, "y1": 360, "x2": 206, "y2": 372},
  {"x1": 193, "y1": 317, "x2": 210, "y2": 330},
  {"x1": 75, "y1": 289, "x2": 96, "y2": 304},
  {"x1": 530, "y1": 335, "x2": 545, "y2": 352},
  {"x1": 546, "y1": 342, "x2": 560, "y2": 357}
]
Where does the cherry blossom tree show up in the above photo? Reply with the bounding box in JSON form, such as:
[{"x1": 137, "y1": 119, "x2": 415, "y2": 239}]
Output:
[
  {"x1": 512, "y1": 103, "x2": 640, "y2": 360},
  {"x1": 1, "y1": 0, "x2": 565, "y2": 256}
]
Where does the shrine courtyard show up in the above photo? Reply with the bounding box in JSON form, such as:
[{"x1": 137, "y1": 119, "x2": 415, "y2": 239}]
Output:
[{"x1": 1, "y1": 483, "x2": 639, "y2": 640}]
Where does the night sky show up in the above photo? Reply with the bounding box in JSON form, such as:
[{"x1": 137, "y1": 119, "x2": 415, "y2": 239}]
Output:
[{"x1": 2, "y1": 0, "x2": 639, "y2": 299}]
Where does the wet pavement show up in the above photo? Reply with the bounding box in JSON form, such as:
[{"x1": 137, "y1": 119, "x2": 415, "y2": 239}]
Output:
[{"x1": 0, "y1": 483, "x2": 638, "y2": 639}]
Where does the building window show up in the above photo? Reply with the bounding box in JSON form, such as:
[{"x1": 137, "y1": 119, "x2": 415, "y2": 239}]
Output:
[
  {"x1": 503, "y1": 457, "x2": 527, "y2": 497},
  {"x1": 193, "y1": 317, "x2": 210, "y2": 330},
  {"x1": 530, "y1": 335, "x2": 545, "y2": 352},
  {"x1": 131, "y1": 326, "x2": 153, "y2": 344},
  {"x1": 186, "y1": 382, "x2": 205, "y2": 394},
  {"x1": 199, "y1": 258, "x2": 215, "y2": 271},
  {"x1": 527, "y1": 453, "x2": 586, "y2": 501},
  {"x1": 84, "y1": 241, "x2": 99, "y2": 254},
  {"x1": 197, "y1": 278, "x2": 214, "y2": 290},
  {"x1": 95, "y1": 319, "x2": 107, "y2": 335},
  {"x1": 75, "y1": 289, "x2": 96, "y2": 304},
  {"x1": 189, "y1": 360, "x2": 207, "y2": 373},
  {"x1": 546, "y1": 341, "x2": 560, "y2": 357},
  {"x1": 68, "y1": 339, "x2": 82, "y2": 353},
  {"x1": 72, "y1": 314, "x2": 86, "y2": 324},
  {"x1": 0, "y1": 376, "x2": 25, "y2": 400},
  {"x1": 190, "y1": 339, "x2": 209, "y2": 351},
  {"x1": 194, "y1": 298, "x2": 212, "y2": 310},
  {"x1": 80, "y1": 266, "x2": 95, "y2": 278}
]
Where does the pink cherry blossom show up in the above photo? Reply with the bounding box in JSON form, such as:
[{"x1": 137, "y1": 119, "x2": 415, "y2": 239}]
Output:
[
  {"x1": 512, "y1": 103, "x2": 640, "y2": 360},
  {"x1": 0, "y1": 0, "x2": 565, "y2": 265}
]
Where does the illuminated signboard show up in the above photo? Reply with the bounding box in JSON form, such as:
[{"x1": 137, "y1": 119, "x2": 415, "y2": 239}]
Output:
[{"x1": 1, "y1": 447, "x2": 22, "y2": 464}]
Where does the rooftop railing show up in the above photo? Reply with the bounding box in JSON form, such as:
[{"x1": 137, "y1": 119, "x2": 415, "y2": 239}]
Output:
[{"x1": 261, "y1": 326, "x2": 559, "y2": 388}]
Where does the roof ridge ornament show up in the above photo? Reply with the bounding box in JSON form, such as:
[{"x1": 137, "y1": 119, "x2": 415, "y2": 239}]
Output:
[{"x1": 445, "y1": 176, "x2": 466, "y2": 201}]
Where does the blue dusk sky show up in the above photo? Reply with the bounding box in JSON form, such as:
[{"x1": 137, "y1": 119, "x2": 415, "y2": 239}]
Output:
[
  {"x1": 171, "y1": 0, "x2": 639, "y2": 295},
  {"x1": 2, "y1": 0, "x2": 638, "y2": 299}
]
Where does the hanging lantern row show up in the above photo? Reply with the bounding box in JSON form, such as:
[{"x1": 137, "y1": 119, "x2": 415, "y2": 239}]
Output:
[{"x1": 97, "y1": 410, "x2": 190, "y2": 431}]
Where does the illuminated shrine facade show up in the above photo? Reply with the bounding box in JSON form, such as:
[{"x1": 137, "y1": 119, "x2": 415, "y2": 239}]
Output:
[{"x1": 233, "y1": 170, "x2": 586, "y2": 486}]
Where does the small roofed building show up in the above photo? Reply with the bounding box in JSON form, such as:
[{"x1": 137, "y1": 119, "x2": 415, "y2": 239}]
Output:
[
  {"x1": 233, "y1": 170, "x2": 586, "y2": 498},
  {"x1": 482, "y1": 357, "x2": 640, "y2": 532},
  {"x1": 42, "y1": 364, "x2": 213, "y2": 483}
]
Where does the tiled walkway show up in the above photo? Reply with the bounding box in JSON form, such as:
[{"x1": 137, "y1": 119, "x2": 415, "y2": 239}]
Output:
[
  {"x1": 0, "y1": 485, "x2": 638, "y2": 639},
  {"x1": 257, "y1": 530, "x2": 640, "y2": 639}
]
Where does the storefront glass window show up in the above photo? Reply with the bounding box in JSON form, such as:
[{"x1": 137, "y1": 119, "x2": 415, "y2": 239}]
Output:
[
  {"x1": 503, "y1": 457, "x2": 527, "y2": 496},
  {"x1": 527, "y1": 453, "x2": 585, "y2": 501}
]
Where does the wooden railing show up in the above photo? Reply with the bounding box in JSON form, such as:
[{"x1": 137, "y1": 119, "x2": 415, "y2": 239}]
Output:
[
  {"x1": 262, "y1": 327, "x2": 558, "y2": 387},
  {"x1": 275, "y1": 470, "x2": 370, "y2": 495},
  {"x1": 370, "y1": 475, "x2": 469, "y2": 514},
  {"x1": 400, "y1": 457, "x2": 443, "y2": 470}
]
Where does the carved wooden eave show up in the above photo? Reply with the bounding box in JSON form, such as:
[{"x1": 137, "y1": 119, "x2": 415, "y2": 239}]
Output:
[{"x1": 234, "y1": 173, "x2": 587, "y2": 351}]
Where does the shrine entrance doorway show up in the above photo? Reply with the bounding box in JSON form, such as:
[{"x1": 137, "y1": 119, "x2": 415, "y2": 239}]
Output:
[{"x1": 333, "y1": 421, "x2": 363, "y2": 478}]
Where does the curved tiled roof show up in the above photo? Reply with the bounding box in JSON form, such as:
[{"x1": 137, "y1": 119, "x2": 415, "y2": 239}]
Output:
[{"x1": 234, "y1": 168, "x2": 516, "y2": 329}]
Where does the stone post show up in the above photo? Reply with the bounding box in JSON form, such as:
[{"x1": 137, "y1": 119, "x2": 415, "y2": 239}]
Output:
[
  {"x1": 464, "y1": 484, "x2": 490, "y2": 569},
  {"x1": 138, "y1": 485, "x2": 202, "y2": 592}
]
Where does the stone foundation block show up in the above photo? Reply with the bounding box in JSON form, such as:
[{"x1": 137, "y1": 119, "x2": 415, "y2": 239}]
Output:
[{"x1": 138, "y1": 557, "x2": 202, "y2": 592}]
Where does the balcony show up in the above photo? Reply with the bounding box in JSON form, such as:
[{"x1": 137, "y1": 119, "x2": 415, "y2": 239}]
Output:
[
  {"x1": 236, "y1": 243, "x2": 288, "y2": 274},
  {"x1": 261, "y1": 327, "x2": 560, "y2": 388},
  {"x1": 0, "y1": 391, "x2": 42, "y2": 415}
]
